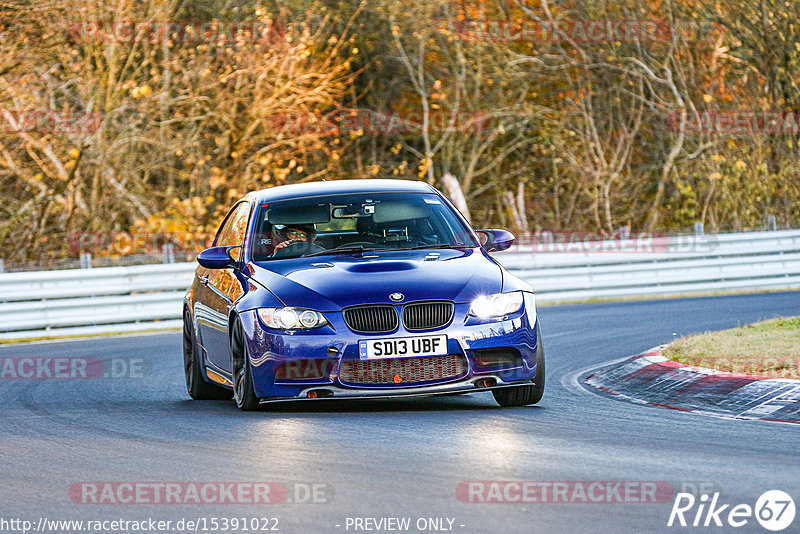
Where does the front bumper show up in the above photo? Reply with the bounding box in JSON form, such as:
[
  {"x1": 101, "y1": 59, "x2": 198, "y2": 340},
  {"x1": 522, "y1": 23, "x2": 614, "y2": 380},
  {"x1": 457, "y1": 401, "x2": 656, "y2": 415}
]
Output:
[
  {"x1": 238, "y1": 293, "x2": 540, "y2": 400},
  {"x1": 259, "y1": 376, "x2": 531, "y2": 404}
]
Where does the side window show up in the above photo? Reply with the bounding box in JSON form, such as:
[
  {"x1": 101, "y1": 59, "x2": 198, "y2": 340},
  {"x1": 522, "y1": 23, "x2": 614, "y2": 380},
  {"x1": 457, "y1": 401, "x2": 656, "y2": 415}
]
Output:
[{"x1": 214, "y1": 202, "x2": 251, "y2": 247}]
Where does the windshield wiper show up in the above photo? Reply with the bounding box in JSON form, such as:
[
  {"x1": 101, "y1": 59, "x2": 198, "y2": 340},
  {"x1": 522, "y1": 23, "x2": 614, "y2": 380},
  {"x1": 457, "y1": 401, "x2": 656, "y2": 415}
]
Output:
[
  {"x1": 304, "y1": 245, "x2": 375, "y2": 257},
  {"x1": 391, "y1": 244, "x2": 468, "y2": 251},
  {"x1": 305, "y1": 243, "x2": 468, "y2": 257}
]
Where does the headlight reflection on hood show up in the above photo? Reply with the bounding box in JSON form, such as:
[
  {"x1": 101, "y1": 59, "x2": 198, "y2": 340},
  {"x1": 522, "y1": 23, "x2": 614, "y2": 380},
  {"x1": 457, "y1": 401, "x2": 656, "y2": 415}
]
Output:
[
  {"x1": 257, "y1": 308, "x2": 329, "y2": 330},
  {"x1": 469, "y1": 291, "x2": 525, "y2": 318}
]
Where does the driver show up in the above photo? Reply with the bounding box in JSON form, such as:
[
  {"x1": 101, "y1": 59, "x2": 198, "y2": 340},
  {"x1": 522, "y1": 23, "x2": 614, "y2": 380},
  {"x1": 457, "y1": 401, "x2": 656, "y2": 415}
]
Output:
[{"x1": 272, "y1": 223, "x2": 317, "y2": 256}]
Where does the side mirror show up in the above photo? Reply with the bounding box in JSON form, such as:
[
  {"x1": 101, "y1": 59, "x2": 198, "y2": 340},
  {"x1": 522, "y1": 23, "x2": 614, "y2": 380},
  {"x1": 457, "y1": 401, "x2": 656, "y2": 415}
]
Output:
[
  {"x1": 476, "y1": 229, "x2": 515, "y2": 252},
  {"x1": 197, "y1": 246, "x2": 240, "y2": 269}
]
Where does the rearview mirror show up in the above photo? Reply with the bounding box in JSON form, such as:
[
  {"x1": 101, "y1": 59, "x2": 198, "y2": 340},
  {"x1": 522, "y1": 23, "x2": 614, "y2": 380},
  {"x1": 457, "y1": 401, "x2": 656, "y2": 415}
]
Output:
[
  {"x1": 476, "y1": 229, "x2": 515, "y2": 252},
  {"x1": 332, "y1": 205, "x2": 372, "y2": 219},
  {"x1": 197, "y1": 246, "x2": 240, "y2": 269}
]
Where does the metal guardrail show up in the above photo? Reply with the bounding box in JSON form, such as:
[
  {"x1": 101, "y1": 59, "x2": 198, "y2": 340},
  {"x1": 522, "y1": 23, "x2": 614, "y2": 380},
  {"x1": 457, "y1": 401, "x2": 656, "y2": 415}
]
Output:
[
  {"x1": 497, "y1": 229, "x2": 800, "y2": 301},
  {"x1": 1, "y1": 229, "x2": 799, "y2": 339}
]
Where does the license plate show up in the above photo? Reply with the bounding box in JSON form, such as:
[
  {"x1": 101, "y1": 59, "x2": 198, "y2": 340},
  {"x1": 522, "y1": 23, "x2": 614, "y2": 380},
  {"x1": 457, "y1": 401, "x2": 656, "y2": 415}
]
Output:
[{"x1": 359, "y1": 335, "x2": 448, "y2": 360}]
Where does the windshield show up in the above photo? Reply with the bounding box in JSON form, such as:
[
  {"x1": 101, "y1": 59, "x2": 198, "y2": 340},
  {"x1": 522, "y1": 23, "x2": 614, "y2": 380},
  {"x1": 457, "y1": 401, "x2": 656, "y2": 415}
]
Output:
[{"x1": 251, "y1": 192, "x2": 479, "y2": 261}]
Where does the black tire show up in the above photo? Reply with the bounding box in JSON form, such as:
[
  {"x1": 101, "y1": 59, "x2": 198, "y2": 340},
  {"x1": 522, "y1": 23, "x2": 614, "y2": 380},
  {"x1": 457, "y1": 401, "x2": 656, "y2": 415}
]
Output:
[
  {"x1": 183, "y1": 309, "x2": 232, "y2": 400},
  {"x1": 231, "y1": 319, "x2": 261, "y2": 411},
  {"x1": 492, "y1": 324, "x2": 545, "y2": 407}
]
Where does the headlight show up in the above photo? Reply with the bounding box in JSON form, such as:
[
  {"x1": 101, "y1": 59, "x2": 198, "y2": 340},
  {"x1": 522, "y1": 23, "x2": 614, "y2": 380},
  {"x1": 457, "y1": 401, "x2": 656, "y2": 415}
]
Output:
[
  {"x1": 257, "y1": 308, "x2": 328, "y2": 330},
  {"x1": 469, "y1": 291, "x2": 524, "y2": 318}
]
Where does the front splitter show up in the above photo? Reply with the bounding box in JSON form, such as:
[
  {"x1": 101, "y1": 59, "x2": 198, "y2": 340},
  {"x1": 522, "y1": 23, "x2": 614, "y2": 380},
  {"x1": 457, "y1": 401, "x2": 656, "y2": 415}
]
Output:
[{"x1": 258, "y1": 375, "x2": 532, "y2": 403}]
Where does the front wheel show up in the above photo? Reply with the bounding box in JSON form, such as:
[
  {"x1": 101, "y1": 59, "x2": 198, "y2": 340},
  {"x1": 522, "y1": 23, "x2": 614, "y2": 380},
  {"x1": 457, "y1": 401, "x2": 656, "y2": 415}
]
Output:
[
  {"x1": 492, "y1": 324, "x2": 545, "y2": 407},
  {"x1": 183, "y1": 309, "x2": 232, "y2": 400},
  {"x1": 231, "y1": 319, "x2": 260, "y2": 411}
]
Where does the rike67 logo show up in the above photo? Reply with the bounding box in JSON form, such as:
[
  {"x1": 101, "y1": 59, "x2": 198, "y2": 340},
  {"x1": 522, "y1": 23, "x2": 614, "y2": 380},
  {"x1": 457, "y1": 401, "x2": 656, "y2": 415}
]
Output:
[{"x1": 668, "y1": 490, "x2": 796, "y2": 531}]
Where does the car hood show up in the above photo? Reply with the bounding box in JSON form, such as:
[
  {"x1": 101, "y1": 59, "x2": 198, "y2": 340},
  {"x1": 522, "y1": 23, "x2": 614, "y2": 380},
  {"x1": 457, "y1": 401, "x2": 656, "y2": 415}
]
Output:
[{"x1": 249, "y1": 248, "x2": 502, "y2": 311}]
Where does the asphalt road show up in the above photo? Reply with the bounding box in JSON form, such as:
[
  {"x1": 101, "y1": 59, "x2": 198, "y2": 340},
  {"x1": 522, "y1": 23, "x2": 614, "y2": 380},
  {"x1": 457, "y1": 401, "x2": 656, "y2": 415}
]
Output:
[{"x1": 1, "y1": 292, "x2": 799, "y2": 534}]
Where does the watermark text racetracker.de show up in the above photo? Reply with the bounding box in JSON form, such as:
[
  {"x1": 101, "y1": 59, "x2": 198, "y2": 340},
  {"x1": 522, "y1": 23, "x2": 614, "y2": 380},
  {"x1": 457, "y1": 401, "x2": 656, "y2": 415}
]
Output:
[
  {"x1": 505, "y1": 231, "x2": 719, "y2": 254},
  {"x1": 0, "y1": 357, "x2": 148, "y2": 380},
  {"x1": 454, "y1": 19, "x2": 672, "y2": 43},
  {"x1": 668, "y1": 110, "x2": 800, "y2": 136},
  {"x1": 457, "y1": 481, "x2": 674, "y2": 503},
  {"x1": 0, "y1": 109, "x2": 102, "y2": 134},
  {"x1": 67, "y1": 230, "x2": 212, "y2": 256},
  {"x1": 270, "y1": 109, "x2": 492, "y2": 135},
  {"x1": 68, "y1": 20, "x2": 289, "y2": 45},
  {"x1": 69, "y1": 481, "x2": 332, "y2": 505},
  {"x1": 684, "y1": 356, "x2": 800, "y2": 379}
]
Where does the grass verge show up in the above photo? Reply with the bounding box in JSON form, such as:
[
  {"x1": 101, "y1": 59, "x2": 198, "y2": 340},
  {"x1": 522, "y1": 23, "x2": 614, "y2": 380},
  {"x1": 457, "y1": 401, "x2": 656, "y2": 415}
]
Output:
[{"x1": 663, "y1": 316, "x2": 800, "y2": 379}]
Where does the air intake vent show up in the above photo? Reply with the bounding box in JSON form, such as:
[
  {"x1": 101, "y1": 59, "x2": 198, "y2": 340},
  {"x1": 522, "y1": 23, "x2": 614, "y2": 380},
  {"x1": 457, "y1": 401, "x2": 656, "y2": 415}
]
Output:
[
  {"x1": 402, "y1": 301, "x2": 454, "y2": 331},
  {"x1": 471, "y1": 347, "x2": 522, "y2": 369},
  {"x1": 343, "y1": 305, "x2": 398, "y2": 333},
  {"x1": 339, "y1": 354, "x2": 468, "y2": 385}
]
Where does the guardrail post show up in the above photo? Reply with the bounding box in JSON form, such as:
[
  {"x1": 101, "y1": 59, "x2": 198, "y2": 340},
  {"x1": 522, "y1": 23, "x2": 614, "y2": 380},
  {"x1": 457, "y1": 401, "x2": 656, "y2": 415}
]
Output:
[
  {"x1": 767, "y1": 215, "x2": 777, "y2": 231},
  {"x1": 538, "y1": 230, "x2": 552, "y2": 251},
  {"x1": 0, "y1": 259, "x2": 4, "y2": 273},
  {"x1": 619, "y1": 226, "x2": 630, "y2": 240},
  {"x1": 694, "y1": 222, "x2": 704, "y2": 236},
  {"x1": 162, "y1": 243, "x2": 175, "y2": 264},
  {"x1": 79, "y1": 252, "x2": 92, "y2": 269}
]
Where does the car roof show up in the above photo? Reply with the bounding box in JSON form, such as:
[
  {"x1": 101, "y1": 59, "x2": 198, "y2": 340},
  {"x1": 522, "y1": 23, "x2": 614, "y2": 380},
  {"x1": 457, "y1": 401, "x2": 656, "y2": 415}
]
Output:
[{"x1": 244, "y1": 179, "x2": 438, "y2": 204}]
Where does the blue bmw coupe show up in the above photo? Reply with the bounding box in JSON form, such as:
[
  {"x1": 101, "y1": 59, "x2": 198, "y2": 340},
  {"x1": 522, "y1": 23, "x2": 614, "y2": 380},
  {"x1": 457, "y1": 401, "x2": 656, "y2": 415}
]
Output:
[{"x1": 183, "y1": 179, "x2": 544, "y2": 410}]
